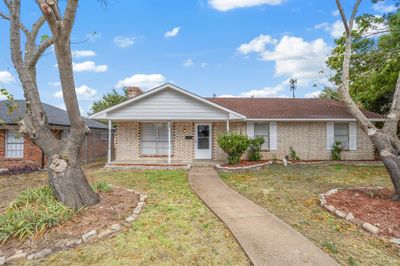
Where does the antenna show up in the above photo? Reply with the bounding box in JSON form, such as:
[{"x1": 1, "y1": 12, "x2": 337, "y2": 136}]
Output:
[{"x1": 289, "y1": 78, "x2": 297, "y2": 98}]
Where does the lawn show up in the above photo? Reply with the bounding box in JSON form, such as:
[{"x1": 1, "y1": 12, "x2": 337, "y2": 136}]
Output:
[
  {"x1": 8, "y1": 167, "x2": 249, "y2": 265},
  {"x1": 220, "y1": 164, "x2": 400, "y2": 266}
]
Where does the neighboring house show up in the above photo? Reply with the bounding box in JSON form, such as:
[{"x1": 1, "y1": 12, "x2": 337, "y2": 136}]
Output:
[
  {"x1": 0, "y1": 100, "x2": 112, "y2": 170},
  {"x1": 90, "y1": 83, "x2": 384, "y2": 165}
]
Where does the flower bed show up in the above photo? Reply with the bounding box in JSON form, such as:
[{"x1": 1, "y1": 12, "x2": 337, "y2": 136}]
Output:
[
  {"x1": 319, "y1": 187, "x2": 400, "y2": 246},
  {"x1": 216, "y1": 160, "x2": 272, "y2": 172}
]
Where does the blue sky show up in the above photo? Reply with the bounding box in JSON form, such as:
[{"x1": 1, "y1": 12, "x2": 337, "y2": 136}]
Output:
[{"x1": 0, "y1": 0, "x2": 396, "y2": 115}]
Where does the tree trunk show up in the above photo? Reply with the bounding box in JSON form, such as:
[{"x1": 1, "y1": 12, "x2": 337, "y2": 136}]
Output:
[{"x1": 48, "y1": 155, "x2": 99, "y2": 209}]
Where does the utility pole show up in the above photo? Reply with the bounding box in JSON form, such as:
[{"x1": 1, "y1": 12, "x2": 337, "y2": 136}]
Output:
[{"x1": 289, "y1": 78, "x2": 297, "y2": 99}]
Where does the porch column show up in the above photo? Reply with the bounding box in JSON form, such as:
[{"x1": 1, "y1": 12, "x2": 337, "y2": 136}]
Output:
[
  {"x1": 108, "y1": 120, "x2": 112, "y2": 166},
  {"x1": 168, "y1": 121, "x2": 172, "y2": 164},
  {"x1": 226, "y1": 120, "x2": 230, "y2": 133}
]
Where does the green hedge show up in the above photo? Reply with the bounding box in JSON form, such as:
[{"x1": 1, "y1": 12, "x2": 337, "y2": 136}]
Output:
[{"x1": 217, "y1": 133, "x2": 250, "y2": 165}]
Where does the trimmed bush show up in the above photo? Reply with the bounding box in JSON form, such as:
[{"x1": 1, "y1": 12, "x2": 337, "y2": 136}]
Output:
[
  {"x1": 331, "y1": 141, "x2": 343, "y2": 161},
  {"x1": 217, "y1": 133, "x2": 250, "y2": 165},
  {"x1": 289, "y1": 146, "x2": 300, "y2": 160},
  {"x1": 248, "y1": 136, "x2": 265, "y2": 161},
  {"x1": 0, "y1": 186, "x2": 74, "y2": 243}
]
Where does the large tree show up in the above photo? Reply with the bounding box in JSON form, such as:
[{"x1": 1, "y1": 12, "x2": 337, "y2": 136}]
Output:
[
  {"x1": 335, "y1": 0, "x2": 400, "y2": 200},
  {"x1": 0, "y1": 0, "x2": 99, "y2": 209},
  {"x1": 322, "y1": 10, "x2": 400, "y2": 114},
  {"x1": 90, "y1": 88, "x2": 128, "y2": 114}
]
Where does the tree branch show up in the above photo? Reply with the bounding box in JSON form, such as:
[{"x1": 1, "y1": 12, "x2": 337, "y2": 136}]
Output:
[
  {"x1": 383, "y1": 73, "x2": 400, "y2": 136},
  {"x1": 31, "y1": 16, "x2": 46, "y2": 40},
  {"x1": 349, "y1": 0, "x2": 362, "y2": 31},
  {"x1": 62, "y1": 0, "x2": 78, "y2": 38},
  {"x1": 335, "y1": 0, "x2": 351, "y2": 35},
  {"x1": 28, "y1": 37, "x2": 54, "y2": 67},
  {"x1": 0, "y1": 10, "x2": 31, "y2": 38}
]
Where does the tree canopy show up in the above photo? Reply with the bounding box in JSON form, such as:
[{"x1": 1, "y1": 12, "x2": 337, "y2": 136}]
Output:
[{"x1": 90, "y1": 88, "x2": 128, "y2": 114}]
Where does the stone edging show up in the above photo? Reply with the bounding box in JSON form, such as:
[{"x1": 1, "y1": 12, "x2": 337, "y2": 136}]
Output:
[
  {"x1": 215, "y1": 161, "x2": 272, "y2": 172},
  {"x1": 319, "y1": 187, "x2": 400, "y2": 246},
  {"x1": 106, "y1": 164, "x2": 191, "y2": 170},
  {"x1": 0, "y1": 187, "x2": 147, "y2": 265}
]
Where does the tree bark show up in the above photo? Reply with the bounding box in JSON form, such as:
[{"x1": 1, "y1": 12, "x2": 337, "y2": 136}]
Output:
[
  {"x1": 335, "y1": 0, "x2": 400, "y2": 200},
  {"x1": 3, "y1": 0, "x2": 100, "y2": 209}
]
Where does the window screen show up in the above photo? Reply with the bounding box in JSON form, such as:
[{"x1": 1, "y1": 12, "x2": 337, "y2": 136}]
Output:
[
  {"x1": 334, "y1": 123, "x2": 349, "y2": 148},
  {"x1": 254, "y1": 123, "x2": 269, "y2": 150},
  {"x1": 6, "y1": 130, "x2": 24, "y2": 158},
  {"x1": 141, "y1": 123, "x2": 171, "y2": 156}
]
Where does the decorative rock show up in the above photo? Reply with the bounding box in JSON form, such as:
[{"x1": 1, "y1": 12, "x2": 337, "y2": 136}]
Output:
[
  {"x1": 324, "y1": 205, "x2": 336, "y2": 213},
  {"x1": 326, "y1": 188, "x2": 338, "y2": 196},
  {"x1": 351, "y1": 218, "x2": 364, "y2": 226},
  {"x1": 82, "y1": 230, "x2": 97, "y2": 242},
  {"x1": 139, "y1": 194, "x2": 147, "y2": 202},
  {"x1": 66, "y1": 238, "x2": 82, "y2": 247},
  {"x1": 111, "y1": 223, "x2": 122, "y2": 232},
  {"x1": 362, "y1": 222, "x2": 379, "y2": 235},
  {"x1": 345, "y1": 212, "x2": 355, "y2": 221},
  {"x1": 126, "y1": 214, "x2": 138, "y2": 222},
  {"x1": 98, "y1": 229, "x2": 113, "y2": 238},
  {"x1": 0, "y1": 257, "x2": 5, "y2": 266},
  {"x1": 334, "y1": 210, "x2": 347, "y2": 218},
  {"x1": 390, "y1": 238, "x2": 400, "y2": 245},
  {"x1": 5, "y1": 250, "x2": 27, "y2": 262},
  {"x1": 320, "y1": 199, "x2": 327, "y2": 206},
  {"x1": 27, "y1": 249, "x2": 52, "y2": 260},
  {"x1": 133, "y1": 202, "x2": 145, "y2": 214}
]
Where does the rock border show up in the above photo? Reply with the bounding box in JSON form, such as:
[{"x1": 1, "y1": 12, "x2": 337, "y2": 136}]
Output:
[
  {"x1": 105, "y1": 164, "x2": 191, "y2": 171},
  {"x1": 319, "y1": 187, "x2": 400, "y2": 246},
  {"x1": 216, "y1": 161, "x2": 273, "y2": 172},
  {"x1": 0, "y1": 186, "x2": 147, "y2": 265}
]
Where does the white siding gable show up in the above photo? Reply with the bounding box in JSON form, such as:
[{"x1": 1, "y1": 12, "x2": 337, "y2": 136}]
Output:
[{"x1": 107, "y1": 88, "x2": 235, "y2": 120}]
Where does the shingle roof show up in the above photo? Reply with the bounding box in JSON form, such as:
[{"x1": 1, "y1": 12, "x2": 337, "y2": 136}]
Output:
[
  {"x1": 207, "y1": 98, "x2": 383, "y2": 120},
  {"x1": 0, "y1": 100, "x2": 108, "y2": 129}
]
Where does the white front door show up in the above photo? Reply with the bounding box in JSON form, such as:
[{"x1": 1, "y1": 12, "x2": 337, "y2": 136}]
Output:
[{"x1": 195, "y1": 123, "x2": 212, "y2": 159}]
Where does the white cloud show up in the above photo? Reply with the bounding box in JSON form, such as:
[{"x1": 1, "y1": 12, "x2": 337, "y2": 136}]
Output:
[
  {"x1": 183, "y1": 58, "x2": 194, "y2": 67},
  {"x1": 165, "y1": 27, "x2": 181, "y2": 38},
  {"x1": 304, "y1": 90, "x2": 322, "y2": 98},
  {"x1": 220, "y1": 83, "x2": 287, "y2": 97},
  {"x1": 113, "y1": 36, "x2": 135, "y2": 48},
  {"x1": 54, "y1": 85, "x2": 97, "y2": 99},
  {"x1": 72, "y1": 50, "x2": 96, "y2": 58},
  {"x1": 0, "y1": 71, "x2": 14, "y2": 84},
  {"x1": 209, "y1": 0, "x2": 284, "y2": 11},
  {"x1": 373, "y1": 2, "x2": 398, "y2": 13},
  {"x1": 72, "y1": 61, "x2": 108, "y2": 72},
  {"x1": 332, "y1": 10, "x2": 339, "y2": 16},
  {"x1": 86, "y1": 32, "x2": 102, "y2": 42},
  {"x1": 115, "y1": 74, "x2": 166, "y2": 89},
  {"x1": 48, "y1": 81, "x2": 61, "y2": 87},
  {"x1": 237, "y1": 34, "x2": 275, "y2": 54},
  {"x1": 314, "y1": 20, "x2": 344, "y2": 38}
]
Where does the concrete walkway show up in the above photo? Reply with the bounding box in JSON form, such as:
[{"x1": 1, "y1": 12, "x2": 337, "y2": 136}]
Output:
[{"x1": 189, "y1": 167, "x2": 338, "y2": 266}]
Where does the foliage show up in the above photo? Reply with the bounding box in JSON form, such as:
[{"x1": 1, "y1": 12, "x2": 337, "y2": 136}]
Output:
[
  {"x1": 272, "y1": 154, "x2": 278, "y2": 164},
  {"x1": 331, "y1": 141, "x2": 343, "y2": 161},
  {"x1": 248, "y1": 136, "x2": 265, "y2": 161},
  {"x1": 0, "y1": 187, "x2": 74, "y2": 243},
  {"x1": 217, "y1": 133, "x2": 250, "y2": 165},
  {"x1": 322, "y1": 10, "x2": 400, "y2": 114},
  {"x1": 90, "y1": 88, "x2": 129, "y2": 114},
  {"x1": 289, "y1": 146, "x2": 300, "y2": 160},
  {"x1": 91, "y1": 181, "x2": 112, "y2": 193}
]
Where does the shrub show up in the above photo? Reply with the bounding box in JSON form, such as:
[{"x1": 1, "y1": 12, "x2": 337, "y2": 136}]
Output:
[
  {"x1": 248, "y1": 136, "x2": 265, "y2": 161},
  {"x1": 331, "y1": 141, "x2": 343, "y2": 161},
  {"x1": 289, "y1": 146, "x2": 300, "y2": 160},
  {"x1": 0, "y1": 186, "x2": 74, "y2": 243},
  {"x1": 92, "y1": 181, "x2": 112, "y2": 193},
  {"x1": 217, "y1": 133, "x2": 250, "y2": 165}
]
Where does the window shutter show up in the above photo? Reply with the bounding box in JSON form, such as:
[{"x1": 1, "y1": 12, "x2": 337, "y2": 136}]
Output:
[
  {"x1": 269, "y1": 122, "x2": 277, "y2": 150},
  {"x1": 327, "y1": 122, "x2": 334, "y2": 150},
  {"x1": 349, "y1": 122, "x2": 357, "y2": 150},
  {"x1": 247, "y1": 122, "x2": 254, "y2": 138}
]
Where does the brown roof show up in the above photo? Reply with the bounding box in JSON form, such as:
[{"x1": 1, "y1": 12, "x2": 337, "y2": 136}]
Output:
[{"x1": 207, "y1": 98, "x2": 383, "y2": 120}]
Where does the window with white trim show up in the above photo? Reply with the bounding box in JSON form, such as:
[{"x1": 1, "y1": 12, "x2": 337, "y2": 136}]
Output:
[
  {"x1": 334, "y1": 123, "x2": 349, "y2": 149},
  {"x1": 5, "y1": 130, "x2": 24, "y2": 158},
  {"x1": 254, "y1": 123, "x2": 269, "y2": 150},
  {"x1": 141, "y1": 123, "x2": 171, "y2": 156}
]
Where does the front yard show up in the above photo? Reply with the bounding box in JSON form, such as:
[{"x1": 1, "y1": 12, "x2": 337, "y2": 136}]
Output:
[
  {"x1": 0, "y1": 165, "x2": 249, "y2": 265},
  {"x1": 220, "y1": 164, "x2": 400, "y2": 266}
]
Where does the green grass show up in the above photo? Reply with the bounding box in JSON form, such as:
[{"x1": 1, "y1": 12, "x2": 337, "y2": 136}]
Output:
[
  {"x1": 0, "y1": 186, "x2": 74, "y2": 243},
  {"x1": 39, "y1": 170, "x2": 249, "y2": 266},
  {"x1": 91, "y1": 181, "x2": 112, "y2": 193},
  {"x1": 220, "y1": 164, "x2": 400, "y2": 266}
]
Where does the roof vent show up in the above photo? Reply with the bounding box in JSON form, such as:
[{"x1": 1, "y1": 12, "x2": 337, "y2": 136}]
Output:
[{"x1": 126, "y1": 87, "x2": 143, "y2": 98}]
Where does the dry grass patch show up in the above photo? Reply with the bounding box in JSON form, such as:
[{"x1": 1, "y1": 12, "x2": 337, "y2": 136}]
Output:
[{"x1": 220, "y1": 164, "x2": 400, "y2": 266}]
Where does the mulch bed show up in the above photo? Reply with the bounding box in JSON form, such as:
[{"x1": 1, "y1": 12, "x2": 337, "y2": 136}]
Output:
[
  {"x1": 0, "y1": 187, "x2": 139, "y2": 258},
  {"x1": 326, "y1": 188, "x2": 400, "y2": 237},
  {"x1": 221, "y1": 160, "x2": 270, "y2": 168}
]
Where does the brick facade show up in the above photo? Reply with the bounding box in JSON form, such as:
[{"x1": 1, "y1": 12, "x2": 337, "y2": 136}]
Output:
[
  {"x1": 0, "y1": 128, "x2": 111, "y2": 169},
  {"x1": 114, "y1": 121, "x2": 375, "y2": 162}
]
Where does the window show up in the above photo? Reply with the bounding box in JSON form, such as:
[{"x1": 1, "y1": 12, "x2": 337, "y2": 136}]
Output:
[
  {"x1": 100, "y1": 132, "x2": 108, "y2": 141},
  {"x1": 334, "y1": 123, "x2": 349, "y2": 149},
  {"x1": 254, "y1": 123, "x2": 269, "y2": 150},
  {"x1": 141, "y1": 123, "x2": 171, "y2": 156},
  {"x1": 6, "y1": 130, "x2": 24, "y2": 158}
]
